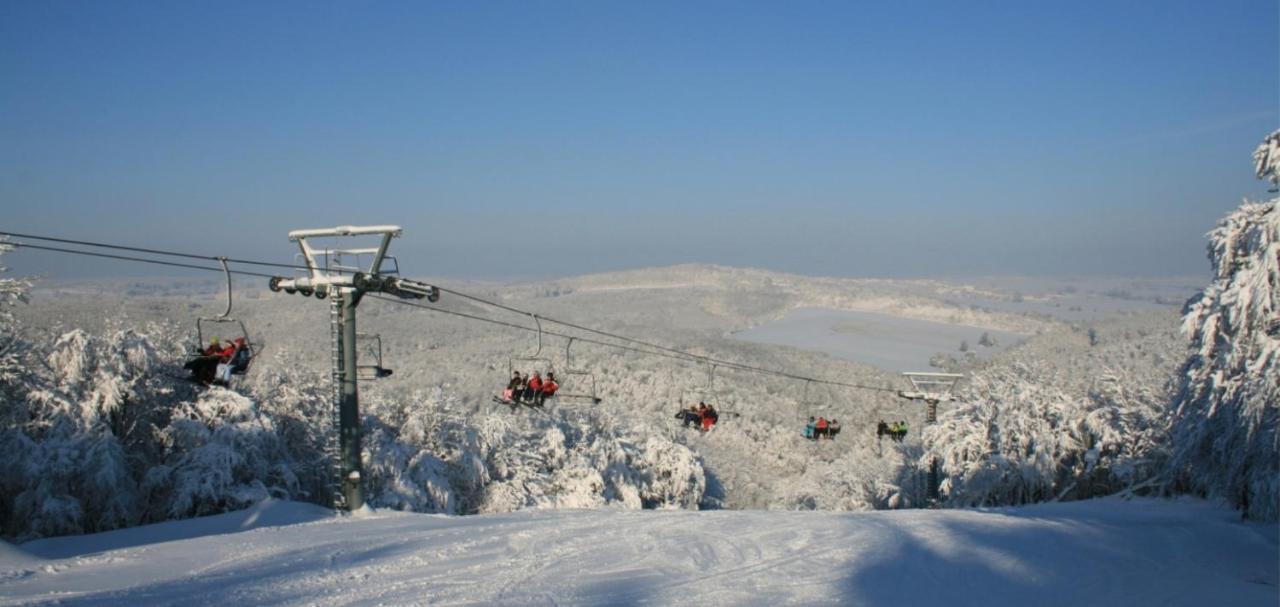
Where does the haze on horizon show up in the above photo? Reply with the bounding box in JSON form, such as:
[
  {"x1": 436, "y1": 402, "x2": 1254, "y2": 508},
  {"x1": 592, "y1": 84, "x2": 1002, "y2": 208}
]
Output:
[{"x1": 2, "y1": 1, "x2": 1276, "y2": 282}]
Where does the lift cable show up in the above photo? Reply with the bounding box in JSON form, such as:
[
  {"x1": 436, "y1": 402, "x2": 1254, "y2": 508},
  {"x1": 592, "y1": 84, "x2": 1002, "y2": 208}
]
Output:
[
  {"x1": 5, "y1": 231, "x2": 901, "y2": 395},
  {"x1": 366, "y1": 294, "x2": 711, "y2": 366},
  {"x1": 431, "y1": 285, "x2": 899, "y2": 393},
  {"x1": 367, "y1": 293, "x2": 900, "y2": 394},
  {"x1": 0, "y1": 230, "x2": 345, "y2": 274},
  {"x1": 7, "y1": 242, "x2": 281, "y2": 279}
]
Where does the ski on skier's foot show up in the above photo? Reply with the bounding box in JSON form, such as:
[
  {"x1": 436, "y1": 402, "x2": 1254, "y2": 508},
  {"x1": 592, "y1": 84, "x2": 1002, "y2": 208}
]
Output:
[{"x1": 493, "y1": 395, "x2": 547, "y2": 411}]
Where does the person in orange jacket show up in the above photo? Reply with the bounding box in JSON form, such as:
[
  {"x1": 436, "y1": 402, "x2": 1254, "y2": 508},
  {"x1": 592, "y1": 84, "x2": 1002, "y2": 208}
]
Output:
[
  {"x1": 815, "y1": 417, "x2": 829, "y2": 439},
  {"x1": 537, "y1": 372, "x2": 559, "y2": 407}
]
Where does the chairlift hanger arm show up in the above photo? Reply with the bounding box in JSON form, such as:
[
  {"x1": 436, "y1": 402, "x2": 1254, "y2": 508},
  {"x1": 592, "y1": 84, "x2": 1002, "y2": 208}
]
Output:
[{"x1": 215, "y1": 257, "x2": 232, "y2": 319}]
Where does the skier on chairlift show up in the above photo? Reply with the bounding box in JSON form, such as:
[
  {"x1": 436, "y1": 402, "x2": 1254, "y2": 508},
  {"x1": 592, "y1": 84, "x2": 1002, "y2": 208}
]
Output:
[
  {"x1": 525, "y1": 371, "x2": 543, "y2": 403},
  {"x1": 184, "y1": 336, "x2": 232, "y2": 384},
  {"x1": 702, "y1": 403, "x2": 719, "y2": 431},
  {"x1": 228, "y1": 337, "x2": 251, "y2": 373},
  {"x1": 676, "y1": 404, "x2": 701, "y2": 428},
  {"x1": 504, "y1": 371, "x2": 524, "y2": 402},
  {"x1": 537, "y1": 372, "x2": 559, "y2": 407},
  {"x1": 213, "y1": 338, "x2": 245, "y2": 385}
]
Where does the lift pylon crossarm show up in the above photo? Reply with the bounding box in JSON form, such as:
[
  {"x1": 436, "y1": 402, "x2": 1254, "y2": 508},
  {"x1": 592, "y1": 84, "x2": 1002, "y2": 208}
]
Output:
[
  {"x1": 288, "y1": 225, "x2": 405, "y2": 240},
  {"x1": 269, "y1": 225, "x2": 413, "y2": 300},
  {"x1": 900, "y1": 372, "x2": 964, "y2": 398}
]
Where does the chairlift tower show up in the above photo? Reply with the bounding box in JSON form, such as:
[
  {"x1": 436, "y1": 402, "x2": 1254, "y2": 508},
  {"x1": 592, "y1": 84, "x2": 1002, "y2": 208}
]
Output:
[
  {"x1": 899, "y1": 372, "x2": 964, "y2": 503},
  {"x1": 268, "y1": 225, "x2": 439, "y2": 511}
]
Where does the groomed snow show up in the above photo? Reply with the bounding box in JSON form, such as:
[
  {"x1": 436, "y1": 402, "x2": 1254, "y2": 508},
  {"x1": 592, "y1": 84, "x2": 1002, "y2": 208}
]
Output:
[{"x1": 2, "y1": 498, "x2": 1274, "y2": 606}]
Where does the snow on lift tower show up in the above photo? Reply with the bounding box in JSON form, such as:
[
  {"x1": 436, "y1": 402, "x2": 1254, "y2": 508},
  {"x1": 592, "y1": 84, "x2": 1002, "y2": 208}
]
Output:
[
  {"x1": 266, "y1": 225, "x2": 440, "y2": 513},
  {"x1": 267, "y1": 225, "x2": 440, "y2": 302}
]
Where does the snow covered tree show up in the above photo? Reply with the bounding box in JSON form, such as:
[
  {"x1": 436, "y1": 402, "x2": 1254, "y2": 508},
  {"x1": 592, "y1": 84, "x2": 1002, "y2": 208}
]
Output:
[
  {"x1": 0, "y1": 240, "x2": 35, "y2": 535},
  {"x1": 245, "y1": 351, "x2": 336, "y2": 505},
  {"x1": 144, "y1": 388, "x2": 298, "y2": 520},
  {"x1": 1253, "y1": 129, "x2": 1280, "y2": 186},
  {"x1": 1, "y1": 324, "x2": 181, "y2": 538},
  {"x1": 1167, "y1": 130, "x2": 1280, "y2": 521},
  {"x1": 0, "y1": 239, "x2": 31, "y2": 399},
  {"x1": 360, "y1": 387, "x2": 460, "y2": 513},
  {"x1": 923, "y1": 360, "x2": 1167, "y2": 508}
]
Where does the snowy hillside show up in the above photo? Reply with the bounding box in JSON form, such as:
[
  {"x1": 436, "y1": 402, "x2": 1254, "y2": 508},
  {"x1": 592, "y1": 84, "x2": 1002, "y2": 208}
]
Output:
[{"x1": 1, "y1": 496, "x2": 1275, "y2": 606}]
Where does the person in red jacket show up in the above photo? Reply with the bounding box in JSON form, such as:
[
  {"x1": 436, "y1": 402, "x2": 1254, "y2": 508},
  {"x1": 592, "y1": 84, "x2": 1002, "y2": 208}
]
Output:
[
  {"x1": 525, "y1": 372, "x2": 543, "y2": 403},
  {"x1": 537, "y1": 372, "x2": 559, "y2": 407},
  {"x1": 815, "y1": 417, "x2": 829, "y2": 439},
  {"x1": 701, "y1": 403, "x2": 718, "y2": 431}
]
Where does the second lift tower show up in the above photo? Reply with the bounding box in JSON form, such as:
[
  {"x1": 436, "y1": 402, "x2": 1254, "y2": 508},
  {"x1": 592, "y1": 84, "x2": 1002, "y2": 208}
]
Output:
[{"x1": 268, "y1": 225, "x2": 439, "y2": 511}]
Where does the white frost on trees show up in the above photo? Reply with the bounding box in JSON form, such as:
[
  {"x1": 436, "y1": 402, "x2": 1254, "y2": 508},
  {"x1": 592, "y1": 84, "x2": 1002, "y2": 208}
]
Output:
[
  {"x1": 923, "y1": 360, "x2": 1167, "y2": 507},
  {"x1": 148, "y1": 388, "x2": 299, "y2": 519},
  {"x1": 1169, "y1": 131, "x2": 1280, "y2": 520},
  {"x1": 1253, "y1": 129, "x2": 1280, "y2": 186}
]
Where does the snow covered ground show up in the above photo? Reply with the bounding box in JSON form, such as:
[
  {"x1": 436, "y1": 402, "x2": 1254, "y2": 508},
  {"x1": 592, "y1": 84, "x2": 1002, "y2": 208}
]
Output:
[{"x1": 2, "y1": 497, "x2": 1275, "y2": 606}]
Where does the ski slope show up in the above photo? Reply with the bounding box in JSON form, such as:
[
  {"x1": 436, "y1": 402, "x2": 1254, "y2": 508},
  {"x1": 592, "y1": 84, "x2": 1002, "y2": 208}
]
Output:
[{"x1": 2, "y1": 497, "x2": 1275, "y2": 606}]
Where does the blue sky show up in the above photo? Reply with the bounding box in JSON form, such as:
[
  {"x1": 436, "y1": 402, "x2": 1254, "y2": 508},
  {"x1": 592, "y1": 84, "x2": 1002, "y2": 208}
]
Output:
[{"x1": 1, "y1": 1, "x2": 1276, "y2": 281}]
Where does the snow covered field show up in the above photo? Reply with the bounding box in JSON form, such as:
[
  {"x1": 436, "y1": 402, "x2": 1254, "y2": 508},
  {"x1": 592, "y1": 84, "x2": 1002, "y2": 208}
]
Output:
[
  {"x1": 2, "y1": 497, "x2": 1275, "y2": 606},
  {"x1": 733, "y1": 307, "x2": 1025, "y2": 371}
]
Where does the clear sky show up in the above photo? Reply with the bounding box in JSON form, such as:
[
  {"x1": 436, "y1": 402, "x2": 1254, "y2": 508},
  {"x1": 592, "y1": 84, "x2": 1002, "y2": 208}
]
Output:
[{"x1": 1, "y1": 1, "x2": 1277, "y2": 281}]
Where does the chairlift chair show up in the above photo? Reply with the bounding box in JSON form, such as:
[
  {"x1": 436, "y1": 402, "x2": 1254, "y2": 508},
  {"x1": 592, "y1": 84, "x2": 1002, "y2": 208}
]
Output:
[
  {"x1": 506, "y1": 313, "x2": 555, "y2": 388},
  {"x1": 679, "y1": 361, "x2": 723, "y2": 408},
  {"x1": 675, "y1": 363, "x2": 739, "y2": 427},
  {"x1": 193, "y1": 317, "x2": 259, "y2": 375},
  {"x1": 187, "y1": 258, "x2": 260, "y2": 380},
  {"x1": 555, "y1": 337, "x2": 602, "y2": 404},
  {"x1": 356, "y1": 333, "x2": 393, "y2": 380}
]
